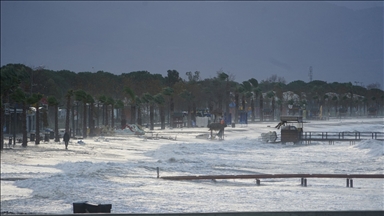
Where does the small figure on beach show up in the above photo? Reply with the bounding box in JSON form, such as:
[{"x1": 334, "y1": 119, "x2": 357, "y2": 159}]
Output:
[{"x1": 63, "y1": 132, "x2": 70, "y2": 150}]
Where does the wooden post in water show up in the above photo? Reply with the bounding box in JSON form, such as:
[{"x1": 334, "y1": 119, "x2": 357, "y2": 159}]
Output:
[
  {"x1": 157, "y1": 167, "x2": 160, "y2": 178},
  {"x1": 346, "y1": 178, "x2": 349, "y2": 187}
]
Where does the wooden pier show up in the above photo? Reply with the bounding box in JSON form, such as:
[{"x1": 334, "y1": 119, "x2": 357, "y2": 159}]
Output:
[
  {"x1": 157, "y1": 168, "x2": 384, "y2": 188},
  {"x1": 160, "y1": 173, "x2": 384, "y2": 181},
  {"x1": 300, "y1": 131, "x2": 384, "y2": 144}
]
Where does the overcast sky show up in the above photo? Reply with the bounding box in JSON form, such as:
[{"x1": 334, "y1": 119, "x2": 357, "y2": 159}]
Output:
[{"x1": 1, "y1": 1, "x2": 383, "y2": 88}]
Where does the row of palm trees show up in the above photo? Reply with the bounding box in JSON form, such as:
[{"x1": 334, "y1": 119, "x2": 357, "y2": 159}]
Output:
[
  {"x1": 4, "y1": 81, "x2": 384, "y2": 149},
  {"x1": 4, "y1": 89, "x2": 44, "y2": 147},
  {"x1": 27, "y1": 79, "x2": 384, "y2": 141},
  {"x1": 59, "y1": 86, "x2": 175, "y2": 139},
  {"x1": 1, "y1": 64, "x2": 383, "y2": 150}
]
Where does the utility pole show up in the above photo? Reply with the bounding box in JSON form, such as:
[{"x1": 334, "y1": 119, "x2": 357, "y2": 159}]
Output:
[
  {"x1": 309, "y1": 66, "x2": 313, "y2": 82},
  {"x1": 30, "y1": 69, "x2": 33, "y2": 95}
]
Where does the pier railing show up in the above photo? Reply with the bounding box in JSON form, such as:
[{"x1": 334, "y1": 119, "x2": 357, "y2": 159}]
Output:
[{"x1": 301, "y1": 131, "x2": 384, "y2": 142}]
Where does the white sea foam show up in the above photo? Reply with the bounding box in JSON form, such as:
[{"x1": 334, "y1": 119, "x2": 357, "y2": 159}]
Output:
[{"x1": 1, "y1": 118, "x2": 383, "y2": 214}]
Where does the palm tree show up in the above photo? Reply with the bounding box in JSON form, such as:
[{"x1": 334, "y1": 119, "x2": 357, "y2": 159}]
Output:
[
  {"x1": 65, "y1": 89, "x2": 74, "y2": 134},
  {"x1": 232, "y1": 83, "x2": 245, "y2": 124},
  {"x1": 86, "y1": 94, "x2": 95, "y2": 136},
  {"x1": 1, "y1": 65, "x2": 23, "y2": 150},
  {"x1": 274, "y1": 82, "x2": 284, "y2": 119},
  {"x1": 11, "y1": 88, "x2": 28, "y2": 147},
  {"x1": 98, "y1": 95, "x2": 107, "y2": 126},
  {"x1": 143, "y1": 93, "x2": 155, "y2": 130},
  {"x1": 248, "y1": 78, "x2": 259, "y2": 122},
  {"x1": 162, "y1": 87, "x2": 174, "y2": 127},
  {"x1": 179, "y1": 89, "x2": 193, "y2": 127},
  {"x1": 241, "y1": 81, "x2": 254, "y2": 122},
  {"x1": 266, "y1": 91, "x2": 275, "y2": 121},
  {"x1": 217, "y1": 72, "x2": 230, "y2": 117},
  {"x1": 252, "y1": 87, "x2": 261, "y2": 121},
  {"x1": 74, "y1": 90, "x2": 87, "y2": 138},
  {"x1": 106, "y1": 97, "x2": 115, "y2": 129},
  {"x1": 115, "y1": 99, "x2": 125, "y2": 129},
  {"x1": 332, "y1": 95, "x2": 339, "y2": 117},
  {"x1": 123, "y1": 86, "x2": 135, "y2": 125},
  {"x1": 0, "y1": 100, "x2": 3, "y2": 150},
  {"x1": 154, "y1": 93, "x2": 166, "y2": 129},
  {"x1": 259, "y1": 90, "x2": 264, "y2": 121},
  {"x1": 165, "y1": 70, "x2": 181, "y2": 127},
  {"x1": 47, "y1": 96, "x2": 60, "y2": 142},
  {"x1": 323, "y1": 94, "x2": 329, "y2": 117},
  {"x1": 30, "y1": 93, "x2": 43, "y2": 144},
  {"x1": 345, "y1": 82, "x2": 354, "y2": 116},
  {"x1": 135, "y1": 96, "x2": 143, "y2": 126}
]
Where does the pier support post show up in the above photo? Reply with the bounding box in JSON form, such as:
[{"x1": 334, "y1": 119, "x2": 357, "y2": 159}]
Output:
[
  {"x1": 256, "y1": 179, "x2": 260, "y2": 186},
  {"x1": 301, "y1": 178, "x2": 307, "y2": 187},
  {"x1": 157, "y1": 167, "x2": 160, "y2": 178},
  {"x1": 346, "y1": 178, "x2": 353, "y2": 187}
]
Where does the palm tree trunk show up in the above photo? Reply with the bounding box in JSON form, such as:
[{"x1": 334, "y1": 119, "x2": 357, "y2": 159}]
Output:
[
  {"x1": 54, "y1": 104, "x2": 59, "y2": 142},
  {"x1": 35, "y1": 103, "x2": 40, "y2": 145},
  {"x1": 137, "y1": 106, "x2": 142, "y2": 126},
  {"x1": 235, "y1": 93, "x2": 239, "y2": 124},
  {"x1": 150, "y1": 104, "x2": 154, "y2": 130},
  {"x1": 130, "y1": 105, "x2": 136, "y2": 124},
  {"x1": 160, "y1": 106, "x2": 165, "y2": 129},
  {"x1": 71, "y1": 105, "x2": 75, "y2": 137},
  {"x1": 89, "y1": 103, "x2": 94, "y2": 136},
  {"x1": 225, "y1": 87, "x2": 230, "y2": 116},
  {"x1": 192, "y1": 102, "x2": 196, "y2": 123},
  {"x1": 279, "y1": 101, "x2": 283, "y2": 119},
  {"x1": 102, "y1": 104, "x2": 105, "y2": 125},
  {"x1": 1, "y1": 102, "x2": 5, "y2": 150},
  {"x1": 170, "y1": 97, "x2": 174, "y2": 128},
  {"x1": 187, "y1": 105, "x2": 191, "y2": 127},
  {"x1": 251, "y1": 98, "x2": 255, "y2": 122},
  {"x1": 22, "y1": 102, "x2": 27, "y2": 147},
  {"x1": 83, "y1": 102, "x2": 87, "y2": 138},
  {"x1": 350, "y1": 92, "x2": 354, "y2": 117},
  {"x1": 120, "y1": 105, "x2": 125, "y2": 129},
  {"x1": 272, "y1": 98, "x2": 275, "y2": 121},
  {"x1": 111, "y1": 104, "x2": 114, "y2": 129},
  {"x1": 260, "y1": 94, "x2": 264, "y2": 122},
  {"x1": 105, "y1": 105, "x2": 108, "y2": 127},
  {"x1": 65, "y1": 97, "x2": 71, "y2": 133}
]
